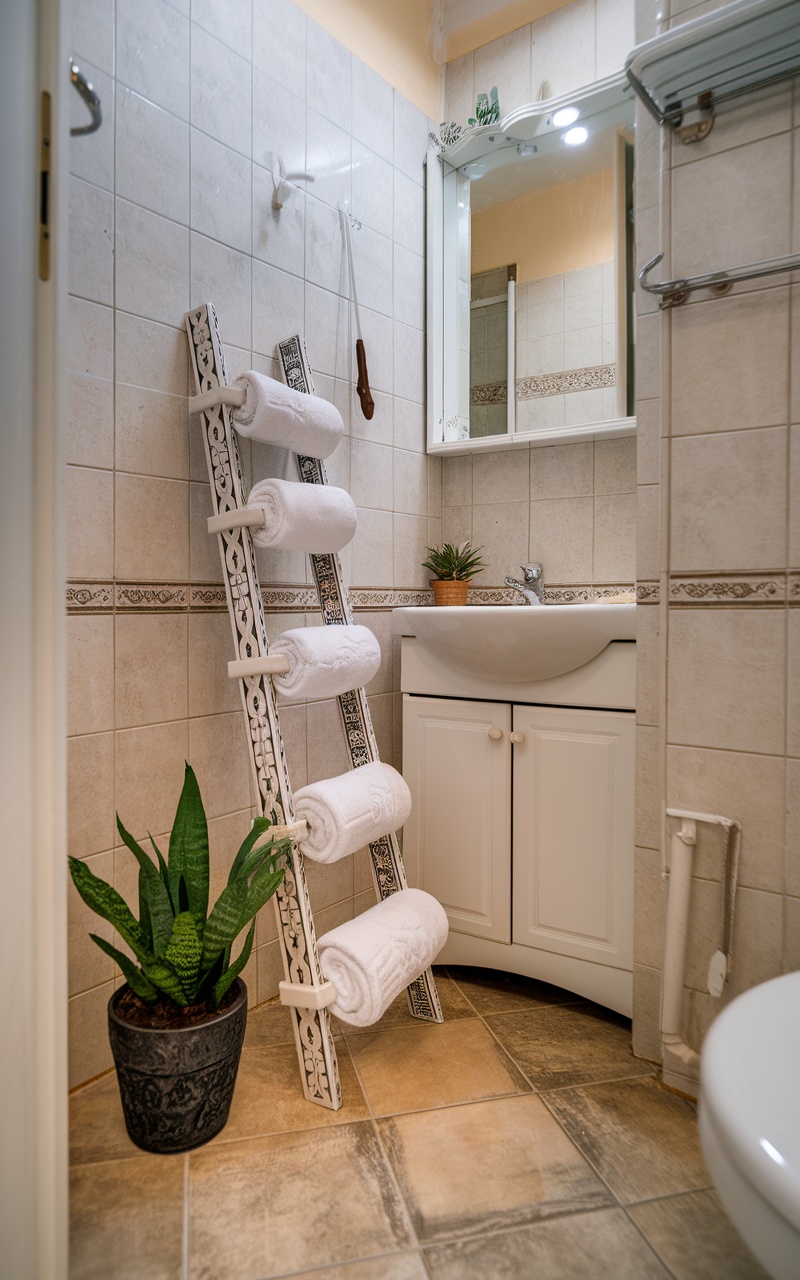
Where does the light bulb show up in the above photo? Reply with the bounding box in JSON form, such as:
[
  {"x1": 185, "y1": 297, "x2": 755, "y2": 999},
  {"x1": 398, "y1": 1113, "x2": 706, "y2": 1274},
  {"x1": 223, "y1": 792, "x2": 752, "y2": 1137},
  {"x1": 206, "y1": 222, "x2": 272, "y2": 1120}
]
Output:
[
  {"x1": 552, "y1": 106, "x2": 580, "y2": 127},
  {"x1": 563, "y1": 126, "x2": 588, "y2": 146}
]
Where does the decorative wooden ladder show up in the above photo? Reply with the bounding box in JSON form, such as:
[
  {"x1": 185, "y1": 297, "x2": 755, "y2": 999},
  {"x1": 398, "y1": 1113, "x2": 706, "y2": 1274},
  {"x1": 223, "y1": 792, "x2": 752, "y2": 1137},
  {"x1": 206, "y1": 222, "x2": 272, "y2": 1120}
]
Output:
[{"x1": 184, "y1": 302, "x2": 443, "y2": 1110}]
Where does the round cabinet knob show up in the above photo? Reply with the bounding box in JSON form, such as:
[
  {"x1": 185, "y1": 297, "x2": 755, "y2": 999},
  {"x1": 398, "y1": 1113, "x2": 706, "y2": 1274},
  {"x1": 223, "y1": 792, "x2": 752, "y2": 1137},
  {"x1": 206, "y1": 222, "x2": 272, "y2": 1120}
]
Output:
[
  {"x1": 488, "y1": 727, "x2": 503, "y2": 740},
  {"x1": 510, "y1": 731, "x2": 526, "y2": 744}
]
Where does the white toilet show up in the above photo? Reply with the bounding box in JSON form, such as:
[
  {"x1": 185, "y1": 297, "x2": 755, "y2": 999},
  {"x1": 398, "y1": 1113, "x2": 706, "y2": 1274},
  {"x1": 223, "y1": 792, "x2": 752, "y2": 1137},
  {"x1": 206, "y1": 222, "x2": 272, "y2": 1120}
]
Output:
[{"x1": 699, "y1": 970, "x2": 800, "y2": 1280}]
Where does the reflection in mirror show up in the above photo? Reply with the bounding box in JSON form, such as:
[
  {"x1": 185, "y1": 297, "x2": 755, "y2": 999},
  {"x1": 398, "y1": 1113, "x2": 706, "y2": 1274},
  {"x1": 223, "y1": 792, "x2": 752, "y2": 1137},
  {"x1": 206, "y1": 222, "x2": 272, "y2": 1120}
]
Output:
[{"x1": 429, "y1": 76, "x2": 636, "y2": 452}]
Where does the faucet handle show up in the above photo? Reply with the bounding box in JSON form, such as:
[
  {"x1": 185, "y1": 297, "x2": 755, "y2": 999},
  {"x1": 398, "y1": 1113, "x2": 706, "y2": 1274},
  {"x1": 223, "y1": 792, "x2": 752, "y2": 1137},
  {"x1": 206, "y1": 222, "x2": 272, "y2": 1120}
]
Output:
[{"x1": 520, "y1": 563, "x2": 543, "y2": 584}]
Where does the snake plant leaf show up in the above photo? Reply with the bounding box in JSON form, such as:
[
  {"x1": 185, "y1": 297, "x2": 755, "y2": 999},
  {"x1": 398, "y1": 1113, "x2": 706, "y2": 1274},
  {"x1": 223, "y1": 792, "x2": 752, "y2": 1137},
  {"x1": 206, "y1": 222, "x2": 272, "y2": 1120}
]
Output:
[
  {"x1": 140, "y1": 955, "x2": 191, "y2": 1006},
  {"x1": 68, "y1": 856, "x2": 150, "y2": 962},
  {"x1": 117, "y1": 817, "x2": 175, "y2": 958},
  {"x1": 89, "y1": 934, "x2": 159, "y2": 1002},
  {"x1": 231, "y1": 835, "x2": 289, "y2": 889},
  {"x1": 200, "y1": 877, "x2": 249, "y2": 972},
  {"x1": 167, "y1": 764, "x2": 209, "y2": 933},
  {"x1": 163, "y1": 911, "x2": 203, "y2": 998},
  {"x1": 226, "y1": 816, "x2": 274, "y2": 886},
  {"x1": 238, "y1": 860, "x2": 286, "y2": 933},
  {"x1": 210, "y1": 919, "x2": 256, "y2": 1009},
  {"x1": 148, "y1": 833, "x2": 171, "y2": 900}
]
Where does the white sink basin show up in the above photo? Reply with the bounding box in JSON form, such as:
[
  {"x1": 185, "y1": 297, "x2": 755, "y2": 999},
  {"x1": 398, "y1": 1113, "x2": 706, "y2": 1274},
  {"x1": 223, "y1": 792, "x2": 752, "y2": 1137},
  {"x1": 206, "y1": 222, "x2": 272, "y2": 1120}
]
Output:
[{"x1": 393, "y1": 603, "x2": 636, "y2": 683}]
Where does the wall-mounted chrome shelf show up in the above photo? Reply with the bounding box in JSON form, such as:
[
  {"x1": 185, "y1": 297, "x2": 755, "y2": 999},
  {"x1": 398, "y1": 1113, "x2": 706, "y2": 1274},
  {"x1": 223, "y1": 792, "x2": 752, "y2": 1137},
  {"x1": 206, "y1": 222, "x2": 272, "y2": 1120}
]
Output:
[{"x1": 626, "y1": 0, "x2": 800, "y2": 140}]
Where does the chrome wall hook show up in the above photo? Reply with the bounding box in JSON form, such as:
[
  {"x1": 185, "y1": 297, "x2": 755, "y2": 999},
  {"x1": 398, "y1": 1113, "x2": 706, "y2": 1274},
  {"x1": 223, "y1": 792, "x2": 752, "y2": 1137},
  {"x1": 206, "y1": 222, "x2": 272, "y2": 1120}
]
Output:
[
  {"x1": 69, "y1": 58, "x2": 102, "y2": 136},
  {"x1": 639, "y1": 250, "x2": 800, "y2": 309}
]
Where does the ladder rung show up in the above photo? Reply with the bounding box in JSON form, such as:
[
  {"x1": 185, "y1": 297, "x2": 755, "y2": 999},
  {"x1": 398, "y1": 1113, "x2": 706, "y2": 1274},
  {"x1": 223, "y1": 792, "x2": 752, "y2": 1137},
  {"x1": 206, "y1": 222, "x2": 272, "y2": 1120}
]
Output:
[
  {"x1": 268, "y1": 819, "x2": 309, "y2": 842},
  {"x1": 279, "y1": 979, "x2": 337, "y2": 1011},
  {"x1": 227, "y1": 655, "x2": 291, "y2": 679},
  {"x1": 189, "y1": 386, "x2": 246, "y2": 414},
  {"x1": 207, "y1": 507, "x2": 266, "y2": 535}
]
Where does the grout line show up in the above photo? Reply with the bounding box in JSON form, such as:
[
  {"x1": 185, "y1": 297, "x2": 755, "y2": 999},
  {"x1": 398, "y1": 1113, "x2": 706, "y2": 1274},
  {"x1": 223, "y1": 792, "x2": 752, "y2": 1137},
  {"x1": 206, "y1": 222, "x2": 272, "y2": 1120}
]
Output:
[{"x1": 182, "y1": 1153, "x2": 190, "y2": 1280}]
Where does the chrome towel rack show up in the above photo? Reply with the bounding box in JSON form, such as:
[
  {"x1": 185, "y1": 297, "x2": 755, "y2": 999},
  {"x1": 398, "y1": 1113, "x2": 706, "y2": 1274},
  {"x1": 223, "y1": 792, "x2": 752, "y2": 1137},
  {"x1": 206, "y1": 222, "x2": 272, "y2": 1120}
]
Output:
[
  {"x1": 70, "y1": 58, "x2": 102, "y2": 136},
  {"x1": 639, "y1": 250, "x2": 800, "y2": 309}
]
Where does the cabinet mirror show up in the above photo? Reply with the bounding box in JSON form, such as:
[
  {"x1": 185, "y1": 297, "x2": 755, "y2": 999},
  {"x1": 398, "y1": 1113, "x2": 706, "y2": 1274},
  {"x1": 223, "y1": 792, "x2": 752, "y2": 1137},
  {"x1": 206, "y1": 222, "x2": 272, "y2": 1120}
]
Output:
[{"x1": 426, "y1": 74, "x2": 636, "y2": 455}]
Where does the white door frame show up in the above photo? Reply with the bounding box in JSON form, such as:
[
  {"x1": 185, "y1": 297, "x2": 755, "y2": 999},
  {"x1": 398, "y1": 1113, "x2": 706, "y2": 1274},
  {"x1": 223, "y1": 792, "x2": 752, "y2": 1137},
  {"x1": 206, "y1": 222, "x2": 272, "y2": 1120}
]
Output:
[{"x1": 0, "y1": 0, "x2": 69, "y2": 1271}]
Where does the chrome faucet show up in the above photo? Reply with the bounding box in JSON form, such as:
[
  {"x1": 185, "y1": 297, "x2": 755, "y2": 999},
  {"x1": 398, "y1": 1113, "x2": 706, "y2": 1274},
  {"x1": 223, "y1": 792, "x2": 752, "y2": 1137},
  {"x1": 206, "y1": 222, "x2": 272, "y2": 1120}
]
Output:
[{"x1": 504, "y1": 563, "x2": 544, "y2": 605}]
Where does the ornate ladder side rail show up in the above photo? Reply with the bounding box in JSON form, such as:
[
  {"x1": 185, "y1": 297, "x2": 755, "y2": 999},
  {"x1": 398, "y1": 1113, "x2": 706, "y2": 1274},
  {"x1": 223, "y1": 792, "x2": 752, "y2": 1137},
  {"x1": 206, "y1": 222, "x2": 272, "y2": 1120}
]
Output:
[
  {"x1": 184, "y1": 304, "x2": 342, "y2": 1110},
  {"x1": 278, "y1": 334, "x2": 443, "y2": 1024}
]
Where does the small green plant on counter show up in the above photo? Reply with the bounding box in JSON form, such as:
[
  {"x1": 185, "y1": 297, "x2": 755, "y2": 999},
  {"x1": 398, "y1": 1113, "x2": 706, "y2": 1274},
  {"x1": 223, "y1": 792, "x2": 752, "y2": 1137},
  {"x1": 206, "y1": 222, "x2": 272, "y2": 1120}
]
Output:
[
  {"x1": 422, "y1": 541, "x2": 486, "y2": 582},
  {"x1": 69, "y1": 764, "x2": 289, "y2": 1011}
]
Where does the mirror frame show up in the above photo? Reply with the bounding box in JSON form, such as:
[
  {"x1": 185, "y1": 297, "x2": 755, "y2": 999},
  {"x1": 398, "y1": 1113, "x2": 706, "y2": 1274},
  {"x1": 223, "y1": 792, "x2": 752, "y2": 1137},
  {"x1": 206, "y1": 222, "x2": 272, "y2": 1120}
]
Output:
[{"x1": 426, "y1": 72, "x2": 637, "y2": 456}]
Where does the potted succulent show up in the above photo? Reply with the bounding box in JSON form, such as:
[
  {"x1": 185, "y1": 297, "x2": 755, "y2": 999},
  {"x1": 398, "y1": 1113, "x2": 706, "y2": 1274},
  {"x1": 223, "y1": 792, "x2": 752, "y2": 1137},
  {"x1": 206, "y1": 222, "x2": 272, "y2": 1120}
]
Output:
[
  {"x1": 422, "y1": 540, "x2": 485, "y2": 606},
  {"x1": 68, "y1": 763, "x2": 289, "y2": 1154}
]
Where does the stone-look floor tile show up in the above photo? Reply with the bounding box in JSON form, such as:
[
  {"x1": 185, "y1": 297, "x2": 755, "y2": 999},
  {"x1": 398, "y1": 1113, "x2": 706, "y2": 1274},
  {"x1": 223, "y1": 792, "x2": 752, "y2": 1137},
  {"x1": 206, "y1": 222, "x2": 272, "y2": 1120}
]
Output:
[
  {"x1": 629, "y1": 1189, "x2": 770, "y2": 1279},
  {"x1": 70, "y1": 1072, "x2": 140, "y2": 1167},
  {"x1": 220, "y1": 1042, "x2": 368, "y2": 1141},
  {"x1": 423, "y1": 1208, "x2": 670, "y2": 1279},
  {"x1": 336, "y1": 970, "x2": 476, "y2": 1036},
  {"x1": 485, "y1": 1002, "x2": 647, "y2": 1090},
  {"x1": 188, "y1": 1123, "x2": 413, "y2": 1279},
  {"x1": 345, "y1": 1019, "x2": 530, "y2": 1116},
  {"x1": 378, "y1": 1094, "x2": 612, "y2": 1245},
  {"x1": 289, "y1": 1253, "x2": 428, "y2": 1279},
  {"x1": 243, "y1": 996, "x2": 296, "y2": 1049},
  {"x1": 446, "y1": 965, "x2": 584, "y2": 1015},
  {"x1": 544, "y1": 1076, "x2": 711, "y2": 1203},
  {"x1": 70, "y1": 1154, "x2": 185, "y2": 1279}
]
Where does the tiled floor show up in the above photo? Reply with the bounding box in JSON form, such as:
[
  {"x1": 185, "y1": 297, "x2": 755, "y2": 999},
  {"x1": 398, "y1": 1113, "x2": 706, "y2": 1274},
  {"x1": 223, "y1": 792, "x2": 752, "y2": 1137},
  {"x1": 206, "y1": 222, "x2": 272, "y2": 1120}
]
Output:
[{"x1": 69, "y1": 966, "x2": 768, "y2": 1279}]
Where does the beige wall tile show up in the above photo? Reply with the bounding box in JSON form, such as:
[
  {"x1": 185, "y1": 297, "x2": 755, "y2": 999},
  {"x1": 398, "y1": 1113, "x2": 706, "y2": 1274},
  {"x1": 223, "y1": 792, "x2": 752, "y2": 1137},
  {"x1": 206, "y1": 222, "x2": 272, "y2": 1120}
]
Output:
[
  {"x1": 671, "y1": 80, "x2": 792, "y2": 168},
  {"x1": 68, "y1": 615, "x2": 114, "y2": 736},
  {"x1": 684, "y1": 876, "x2": 726, "y2": 991},
  {"x1": 359, "y1": 612, "x2": 394, "y2": 696},
  {"x1": 529, "y1": 496, "x2": 592, "y2": 584},
  {"x1": 276, "y1": 702, "x2": 308, "y2": 788},
  {"x1": 529, "y1": 441, "x2": 593, "y2": 500},
  {"x1": 441, "y1": 454, "x2": 472, "y2": 507},
  {"x1": 726, "y1": 886, "x2": 784, "y2": 997},
  {"x1": 667, "y1": 609, "x2": 785, "y2": 755},
  {"x1": 672, "y1": 135, "x2": 792, "y2": 279},
  {"x1": 473, "y1": 501, "x2": 530, "y2": 586},
  {"x1": 667, "y1": 746, "x2": 786, "y2": 892},
  {"x1": 632, "y1": 963, "x2": 662, "y2": 1062},
  {"x1": 189, "y1": 711, "x2": 253, "y2": 819},
  {"x1": 594, "y1": 493, "x2": 636, "y2": 582},
  {"x1": 427, "y1": 456, "x2": 442, "y2": 518},
  {"x1": 634, "y1": 847, "x2": 667, "y2": 970},
  {"x1": 394, "y1": 513, "x2": 430, "y2": 590},
  {"x1": 786, "y1": 758, "x2": 800, "y2": 898},
  {"x1": 68, "y1": 849, "x2": 116, "y2": 998},
  {"x1": 115, "y1": 474, "x2": 188, "y2": 581},
  {"x1": 306, "y1": 699, "x2": 351, "y2": 786},
  {"x1": 635, "y1": 313, "x2": 661, "y2": 402},
  {"x1": 67, "y1": 465, "x2": 114, "y2": 579},
  {"x1": 68, "y1": 297, "x2": 114, "y2": 380},
  {"x1": 205, "y1": 808, "x2": 256, "y2": 919},
  {"x1": 790, "y1": 425, "x2": 800, "y2": 568},
  {"x1": 115, "y1": 614, "x2": 188, "y2": 729},
  {"x1": 785, "y1": 895, "x2": 800, "y2": 972},
  {"x1": 671, "y1": 288, "x2": 790, "y2": 436},
  {"x1": 256, "y1": 938, "x2": 284, "y2": 1002},
  {"x1": 393, "y1": 449, "x2": 428, "y2": 517},
  {"x1": 594, "y1": 437, "x2": 637, "y2": 495},
  {"x1": 635, "y1": 604, "x2": 660, "y2": 728},
  {"x1": 115, "y1": 385, "x2": 189, "y2": 481},
  {"x1": 305, "y1": 854, "x2": 355, "y2": 916},
  {"x1": 68, "y1": 980, "x2": 116, "y2": 1088},
  {"x1": 115, "y1": 720, "x2": 189, "y2": 840},
  {"x1": 787, "y1": 609, "x2": 800, "y2": 758},
  {"x1": 474, "y1": 28, "x2": 532, "y2": 117},
  {"x1": 350, "y1": 438, "x2": 393, "y2": 510},
  {"x1": 635, "y1": 724, "x2": 660, "y2": 851},
  {"x1": 636, "y1": 484, "x2": 660, "y2": 581},
  {"x1": 115, "y1": 314, "x2": 189, "y2": 399},
  {"x1": 188, "y1": 612, "x2": 239, "y2": 717},
  {"x1": 68, "y1": 373, "x2": 114, "y2": 470},
  {"x1": 368, "y1": 692, "x2": 394, "y2": 769},
  {"x1": 351, "y1": 508, "x2": 393, "y2": 587},
  {"x1": 635, "y1": 399, "x2": 660, "y2": 487},
  {"x1": 670, "y1": 428, "x2": 788, "y2": 573},
  {"x1": 473, "y1": 450, "x2": 531, "y2": 505},
  {"x1": 440, "y1": 505, "x2": 472, "y2": 547},
  {"x1": 68, "y1": 731, "x2": 115, "y2": 859}
]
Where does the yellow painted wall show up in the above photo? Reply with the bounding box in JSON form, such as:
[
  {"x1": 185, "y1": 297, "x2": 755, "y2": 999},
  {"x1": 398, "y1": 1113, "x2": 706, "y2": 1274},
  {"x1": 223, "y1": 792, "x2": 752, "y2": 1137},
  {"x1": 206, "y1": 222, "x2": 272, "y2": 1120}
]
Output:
[
  {"x1": 471, "y1": 168, "x2": 615, "y2": 281},
  {"x1": 292, "y1": 0, "x2": 440, "y2": 119}
]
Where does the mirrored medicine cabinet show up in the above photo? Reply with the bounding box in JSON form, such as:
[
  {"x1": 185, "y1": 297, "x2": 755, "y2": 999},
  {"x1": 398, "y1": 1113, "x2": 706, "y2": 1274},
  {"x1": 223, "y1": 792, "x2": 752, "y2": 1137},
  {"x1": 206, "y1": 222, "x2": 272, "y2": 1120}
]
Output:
[{"x1": 426, "y1": 73, "x2": 636, "y2": 456}]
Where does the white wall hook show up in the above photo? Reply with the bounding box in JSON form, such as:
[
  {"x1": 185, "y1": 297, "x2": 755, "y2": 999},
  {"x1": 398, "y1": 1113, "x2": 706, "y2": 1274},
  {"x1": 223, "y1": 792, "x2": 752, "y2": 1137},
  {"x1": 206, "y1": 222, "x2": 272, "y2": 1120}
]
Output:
[{"x1": 269, "y1": 152, "x2": 316, "y2": 210}]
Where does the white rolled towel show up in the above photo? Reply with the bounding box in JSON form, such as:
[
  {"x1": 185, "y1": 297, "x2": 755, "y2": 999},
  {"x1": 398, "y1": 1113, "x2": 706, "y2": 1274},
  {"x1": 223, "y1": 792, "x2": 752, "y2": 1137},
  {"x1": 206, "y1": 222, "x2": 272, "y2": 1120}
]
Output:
[
  {"x1": 248, "y1": 478, "x2": 357, "y2": 552},
  {"x1": 294, "y1": 762, "x2": 412, "y2": 865},
  {"x1": 231, "y1": 372, "x2": 344, "y2": 460},
  {"x1": 270, "y1": 625, "x2": 381, "y2": 702},
  {"x1": 318, "y1": 888, "x2": 449, "y2": 1027}
]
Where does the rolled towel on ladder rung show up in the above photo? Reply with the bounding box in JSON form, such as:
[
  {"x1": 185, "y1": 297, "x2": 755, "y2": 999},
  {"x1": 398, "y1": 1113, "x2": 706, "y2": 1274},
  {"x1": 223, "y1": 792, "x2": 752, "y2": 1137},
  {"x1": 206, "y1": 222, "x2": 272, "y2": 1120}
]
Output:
[
  {"x1": 293, "y1": 761, "x2": 412, "y2": 865},
  {"x1": 231, "y1": 371, "x2": 344, "y2": 460},
  {"x1": 269, "y1": 625, "x2": 381, "y2": 702},
  {"x1": 318, "y1": 888, "x2": 449, "y2": 1027},
  {"x1": 247, "y1": 478, "x2": 357, "y2": 552}
]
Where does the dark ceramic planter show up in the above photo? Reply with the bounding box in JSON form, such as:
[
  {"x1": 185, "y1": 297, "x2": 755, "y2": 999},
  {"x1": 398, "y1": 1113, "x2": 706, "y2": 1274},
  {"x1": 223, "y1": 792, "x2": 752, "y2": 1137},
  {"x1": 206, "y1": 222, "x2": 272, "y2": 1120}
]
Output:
[{"x1": 108, "y1": 979, "x2": 248, "y2": 1155}]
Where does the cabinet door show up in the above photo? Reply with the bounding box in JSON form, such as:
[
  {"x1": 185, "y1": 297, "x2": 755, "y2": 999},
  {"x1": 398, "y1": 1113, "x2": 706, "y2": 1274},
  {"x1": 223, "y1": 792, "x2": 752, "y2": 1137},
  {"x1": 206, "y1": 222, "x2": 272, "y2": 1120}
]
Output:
[
  {"x1": 512, "y1": 705, "x2": 634, "y2": 970},
  {"x1": 403, "y1": 695, "x2": 511, "y2": 943}
]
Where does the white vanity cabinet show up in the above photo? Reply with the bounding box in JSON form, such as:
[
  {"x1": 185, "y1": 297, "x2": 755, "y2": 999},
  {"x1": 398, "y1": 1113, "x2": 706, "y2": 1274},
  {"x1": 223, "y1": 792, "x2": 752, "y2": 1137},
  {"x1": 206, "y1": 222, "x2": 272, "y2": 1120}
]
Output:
[{"x1": 399, "y1": 635, "x2": 636, "y2": 1015}]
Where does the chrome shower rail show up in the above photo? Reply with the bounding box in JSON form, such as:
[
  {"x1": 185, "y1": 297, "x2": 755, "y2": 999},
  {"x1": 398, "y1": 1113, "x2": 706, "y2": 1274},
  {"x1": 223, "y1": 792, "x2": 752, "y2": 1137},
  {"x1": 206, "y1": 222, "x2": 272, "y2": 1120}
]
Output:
[{"x1": 638, "y1": 250, "x2": 800, "y2": 309}]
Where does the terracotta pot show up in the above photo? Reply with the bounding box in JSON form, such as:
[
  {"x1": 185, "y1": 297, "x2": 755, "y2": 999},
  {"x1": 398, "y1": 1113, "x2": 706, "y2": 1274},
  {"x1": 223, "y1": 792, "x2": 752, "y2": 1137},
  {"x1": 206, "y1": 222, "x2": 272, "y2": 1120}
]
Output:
[
  {"x1": 107, "y1": 979, "x2": 247, "y2": 1154},
  {"x1": 430, "y1": 578, "x2": 469, "y2": 606}
]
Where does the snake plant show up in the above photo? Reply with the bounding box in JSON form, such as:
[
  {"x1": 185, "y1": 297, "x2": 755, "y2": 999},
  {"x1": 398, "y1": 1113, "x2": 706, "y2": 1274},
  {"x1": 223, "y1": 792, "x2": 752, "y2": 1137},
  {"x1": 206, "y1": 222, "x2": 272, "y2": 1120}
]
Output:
[
  {"x1": 68, "y1": 764, "x2": 288, "y2": 1011},
  {"x1": 422, "y1": 541, "x2": 486, "y2": 582}
]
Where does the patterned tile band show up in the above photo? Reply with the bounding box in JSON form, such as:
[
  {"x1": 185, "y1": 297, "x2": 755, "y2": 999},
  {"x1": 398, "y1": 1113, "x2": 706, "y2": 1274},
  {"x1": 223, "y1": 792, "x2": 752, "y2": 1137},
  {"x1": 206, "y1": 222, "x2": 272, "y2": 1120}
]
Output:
[{"x1": 471, "y1": 363, "x2": 616, "y2": 406}]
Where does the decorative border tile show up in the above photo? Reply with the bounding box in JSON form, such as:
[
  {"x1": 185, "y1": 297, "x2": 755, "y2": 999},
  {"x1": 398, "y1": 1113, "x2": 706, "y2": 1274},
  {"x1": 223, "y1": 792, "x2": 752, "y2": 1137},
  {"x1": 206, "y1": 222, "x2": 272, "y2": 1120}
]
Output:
[
  {"x1": 66, "y1": 582, "x2": 114, "y2": 610},
  {"x1": 116, "y1": 583, "x2": 188, "y2": 610},
  {"x1": 789, "y1": 573, "x2": 800, "y2": 603},
  {"x1": 517, "y1": 364, "x2": 616, "y2": 400},
  {"x1": 668, "y1": 575, "x2": 785, "y2": 606},
  {"x1": 637, "y1": 581, "x2": 660, "y2": 605},
  {"x1": 471, "y1": 382, "x2": 508, "y2": 406}
]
